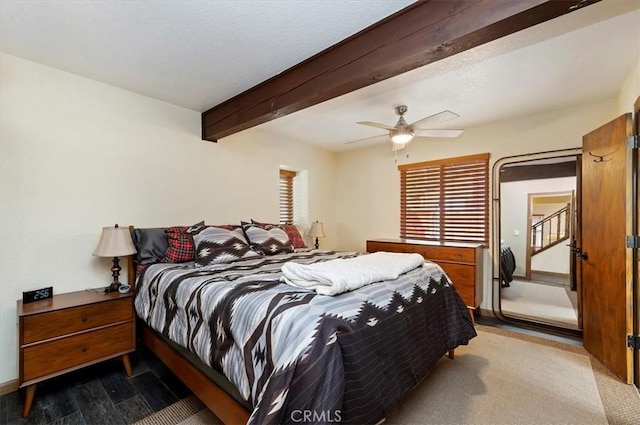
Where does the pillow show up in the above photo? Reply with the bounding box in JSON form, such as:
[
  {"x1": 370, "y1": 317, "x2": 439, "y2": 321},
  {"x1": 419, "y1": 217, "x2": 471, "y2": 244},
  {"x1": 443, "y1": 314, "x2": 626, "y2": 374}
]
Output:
[
  {"x1": 242, "y1": 222, "x2": 294, "y2": 255},
  {"x1": 163, "y1": 221, "x2": 204, "y2": 263},
  {"x1": 192, "y1": 226, "x2": 259, "y2": 266},
  {"x1": 131, "y1": 228, "x2": 169, "y2": 265},
  {"x1": 251, "y1": 219, "x2": 306, "y2": 249}
]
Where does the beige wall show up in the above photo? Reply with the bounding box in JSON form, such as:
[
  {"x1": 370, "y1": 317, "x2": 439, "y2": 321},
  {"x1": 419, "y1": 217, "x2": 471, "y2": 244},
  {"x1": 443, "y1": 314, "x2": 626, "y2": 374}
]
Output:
[
  {"x1": 0, "y1": 53, "x2": 337, "y2": 384},
  {"x1": 335, "y1": 98, "x2": 619, "y2": 311},
  {"x1": 617, "y1": 58, "x2": 639, "y2": 115}
]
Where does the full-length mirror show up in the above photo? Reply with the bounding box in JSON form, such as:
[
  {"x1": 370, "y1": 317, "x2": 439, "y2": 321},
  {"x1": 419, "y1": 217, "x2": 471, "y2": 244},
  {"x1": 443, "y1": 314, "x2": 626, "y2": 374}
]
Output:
[{"x1": 493, "y1": 150, "x2": 582, "y2": 331}]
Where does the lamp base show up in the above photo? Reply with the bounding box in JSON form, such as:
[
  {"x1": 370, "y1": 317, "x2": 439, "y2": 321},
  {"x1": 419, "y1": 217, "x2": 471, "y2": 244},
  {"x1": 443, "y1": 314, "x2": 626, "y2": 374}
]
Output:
[
  {"x1": 104, "y1": 256, "x2": 122, "y2": 293},
  {"x1": 104, "y1": 280, "x2": 121, "y2": 293},
  {"x1": 314, "y1": 237, "x2": 319, "y2": 249}
]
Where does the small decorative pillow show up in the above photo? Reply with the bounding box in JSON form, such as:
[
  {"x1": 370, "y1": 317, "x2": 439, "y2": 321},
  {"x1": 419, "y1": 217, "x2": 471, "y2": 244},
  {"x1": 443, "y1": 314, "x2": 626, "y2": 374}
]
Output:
[
  {"x1": 242, "y1": 222, "x2": 294, "y2": 255},
  {"x1": 193, "y1": 226, "x2": 259, "y2": 266},
  {"x1": 131, "y1": 228, "x2": 168, "y2": 265},
  {"x1": 163, "y1": 221, "x2": 204, "y2": 263},
  {"x1": 251, "y1": 219, "x2": 306, "y2": 249}
]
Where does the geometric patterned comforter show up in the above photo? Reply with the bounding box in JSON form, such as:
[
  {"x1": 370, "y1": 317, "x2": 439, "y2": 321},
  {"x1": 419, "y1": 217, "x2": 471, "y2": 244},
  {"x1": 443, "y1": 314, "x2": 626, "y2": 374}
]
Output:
[{"x1": 134, "y1": 250, "x2": 477, "y2": 424}]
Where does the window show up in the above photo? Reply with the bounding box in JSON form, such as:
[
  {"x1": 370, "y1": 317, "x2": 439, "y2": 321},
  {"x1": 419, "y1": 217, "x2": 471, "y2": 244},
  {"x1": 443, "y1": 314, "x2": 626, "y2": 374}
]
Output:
[
  {"x1": 399, "y1": 153, "x2": 489, "y2": 244},
  {"x1": 279, "y1": 169, "x2": 296, "y2": 225}
]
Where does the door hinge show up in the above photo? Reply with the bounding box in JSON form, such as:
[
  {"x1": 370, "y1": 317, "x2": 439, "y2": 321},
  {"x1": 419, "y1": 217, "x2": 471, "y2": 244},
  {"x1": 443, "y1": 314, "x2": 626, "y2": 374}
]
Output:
[
  {"x1": 627, "y1": 335, "x2": 640, "y2": 350},
  {"x1": 627, "y1": 235, "x2": 640, "y2": 249},
  {"x1": 627, "y1": 135, "x2": 640, "y2": 149}
]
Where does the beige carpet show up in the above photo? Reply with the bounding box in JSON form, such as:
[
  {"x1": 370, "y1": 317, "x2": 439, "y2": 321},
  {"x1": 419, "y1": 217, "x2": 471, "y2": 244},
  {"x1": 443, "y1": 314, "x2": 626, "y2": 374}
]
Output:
[
  {"x1": 501, "y1": 279, "x2": 578, "y2": 328},
  {"x1": 135, "y1": 326, "x2": 640, "y2": 425}
]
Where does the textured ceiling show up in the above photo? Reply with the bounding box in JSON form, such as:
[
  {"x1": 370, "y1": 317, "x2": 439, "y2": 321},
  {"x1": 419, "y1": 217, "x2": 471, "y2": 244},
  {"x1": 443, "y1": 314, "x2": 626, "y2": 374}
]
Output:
[
  {"x1": 1, "y1": 1, "x2": 639, "y2": 152},
  {"x1": 0, "y1": 0, "x2": 415, "y2": 111}
]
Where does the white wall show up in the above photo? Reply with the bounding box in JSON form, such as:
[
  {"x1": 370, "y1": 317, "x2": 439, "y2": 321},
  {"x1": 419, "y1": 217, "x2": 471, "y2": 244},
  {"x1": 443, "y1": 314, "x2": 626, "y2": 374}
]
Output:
[
  {"x1": 0, "y1": 53, "x2": 337, "y2": 384},
  {"x1": 501, "y1": 179, "x2": 575, "y2": 277},
  {"x1": 335, "y1": 99, "x2": 618, "y2": 311},
  {"x1": 532, "y1": 243, "x2": 570, "y2": 275}
]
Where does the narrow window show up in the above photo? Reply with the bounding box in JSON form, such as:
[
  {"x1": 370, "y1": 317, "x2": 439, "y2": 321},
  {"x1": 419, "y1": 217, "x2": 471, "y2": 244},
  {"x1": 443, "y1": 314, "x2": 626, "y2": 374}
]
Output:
[
  {"x1": 279, "y1": 169, "x2": 296, "y2": 225},
  {"x1": 399, "y1": 153, "x2": 489, "y2": 244}
]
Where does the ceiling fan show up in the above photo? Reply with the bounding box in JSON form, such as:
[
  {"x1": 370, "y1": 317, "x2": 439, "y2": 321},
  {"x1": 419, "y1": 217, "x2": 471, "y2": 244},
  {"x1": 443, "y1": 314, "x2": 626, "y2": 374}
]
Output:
[{"x1": 349, "y1": 105, "x2": 464, "y2": 149}]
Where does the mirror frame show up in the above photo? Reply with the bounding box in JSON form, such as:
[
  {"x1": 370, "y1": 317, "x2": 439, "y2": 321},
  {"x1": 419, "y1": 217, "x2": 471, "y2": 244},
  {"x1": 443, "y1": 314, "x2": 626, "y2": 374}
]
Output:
[{"x1": 491, "y1": 147, "x2": 582, "y2": 335}]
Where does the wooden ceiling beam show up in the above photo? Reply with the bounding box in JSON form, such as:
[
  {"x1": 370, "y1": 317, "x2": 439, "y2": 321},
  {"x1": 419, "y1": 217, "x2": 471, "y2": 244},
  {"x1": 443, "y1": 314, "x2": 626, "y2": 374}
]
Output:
[{"x1": 201, "y1": 0, "x2": 598, "y2": 142}]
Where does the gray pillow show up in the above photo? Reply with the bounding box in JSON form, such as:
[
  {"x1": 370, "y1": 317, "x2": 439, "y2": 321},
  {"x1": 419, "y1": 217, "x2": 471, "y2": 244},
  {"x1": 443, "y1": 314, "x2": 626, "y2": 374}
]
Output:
[{"x1": 132, "y1": 228, "x2": 169, "y2": 265}]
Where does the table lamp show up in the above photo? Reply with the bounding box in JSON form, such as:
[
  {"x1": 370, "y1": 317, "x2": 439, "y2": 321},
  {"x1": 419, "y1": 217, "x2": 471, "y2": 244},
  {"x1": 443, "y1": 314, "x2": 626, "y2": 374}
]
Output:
[
  {"x1": 308, "y1": 221, "x2": 326, "y2": 249},
  {"x1": 93, "y1": 224, "x2": 137, "y2": 293}
]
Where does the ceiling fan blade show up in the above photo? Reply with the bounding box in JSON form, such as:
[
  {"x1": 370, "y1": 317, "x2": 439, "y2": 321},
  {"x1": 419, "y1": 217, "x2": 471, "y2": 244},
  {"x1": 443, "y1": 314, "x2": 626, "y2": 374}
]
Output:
[
  {"x1": 357, "y1": 121, "x2": 396, "y2": 131},
  {"x1": 344, "y1": 134, "x2": 388, "y2": 145},
  {"x1": 410, "y1": 110, "x2": 459, "y2": 129},
  {"x1": 415, "y1": 129, "x2": 464, "y2": 138}
]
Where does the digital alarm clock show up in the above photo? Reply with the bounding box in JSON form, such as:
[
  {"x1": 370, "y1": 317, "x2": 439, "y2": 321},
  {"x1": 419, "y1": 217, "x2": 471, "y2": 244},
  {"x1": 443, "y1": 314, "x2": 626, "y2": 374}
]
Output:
[{"x1": 23, "y1": 286, "x2": 53, "y2": 304}]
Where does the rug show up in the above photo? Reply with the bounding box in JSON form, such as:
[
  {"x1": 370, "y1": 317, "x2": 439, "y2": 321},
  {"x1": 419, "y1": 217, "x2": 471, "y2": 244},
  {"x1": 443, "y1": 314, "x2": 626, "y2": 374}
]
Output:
[
  {"x1": 501, "y1": 279, "x2": 578, "y2": 327},
  {"x1": 135, "y1": 326, "x2": 640, "y2": 425}
]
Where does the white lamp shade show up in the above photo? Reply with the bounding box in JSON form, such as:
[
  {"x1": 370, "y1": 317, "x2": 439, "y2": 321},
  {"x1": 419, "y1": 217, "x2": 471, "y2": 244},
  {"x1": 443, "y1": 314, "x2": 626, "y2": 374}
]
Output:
[
  {"x1": 93, "y1": 226, "x2": 137, "y2": 257},
  {"x1": 308, "y1": 221, "x2": 326, "y2": 238}
]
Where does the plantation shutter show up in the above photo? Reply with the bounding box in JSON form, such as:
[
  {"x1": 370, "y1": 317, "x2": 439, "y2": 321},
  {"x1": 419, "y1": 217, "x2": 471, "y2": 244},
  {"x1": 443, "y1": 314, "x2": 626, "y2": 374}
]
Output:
[
  {"x1": 279, "y1": 169, "x2": 296, "y2": 225},
  {"x1": 399, "y1": 153, "x2": 489, "y2": 244}
]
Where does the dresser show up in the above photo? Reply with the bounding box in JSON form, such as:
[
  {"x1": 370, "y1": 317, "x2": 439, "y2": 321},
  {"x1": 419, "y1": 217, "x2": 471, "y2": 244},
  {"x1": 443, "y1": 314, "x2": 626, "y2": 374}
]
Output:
[
  {"x1": 18, "y1": 290, "x2": 135, "y2": 417},
  {"x1": 366, "y1": 239, "x2": 484, "y2": 310}
]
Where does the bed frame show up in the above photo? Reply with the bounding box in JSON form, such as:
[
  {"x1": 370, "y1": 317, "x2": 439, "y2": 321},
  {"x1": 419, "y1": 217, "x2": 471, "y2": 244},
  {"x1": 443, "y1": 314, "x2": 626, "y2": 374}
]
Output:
[
  {"x1": 126, "y1": 235, "x2": 250, "y2": 424},
  {"x1": 126, "y1": 227, "x2": 455, "y2": 424}
]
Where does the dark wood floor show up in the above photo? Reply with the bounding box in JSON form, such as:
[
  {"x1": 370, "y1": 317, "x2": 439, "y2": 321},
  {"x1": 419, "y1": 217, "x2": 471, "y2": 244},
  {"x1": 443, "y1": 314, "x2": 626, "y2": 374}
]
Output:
[{"x1": 0, "y1": 346, "x2": 193, "y2": 425}]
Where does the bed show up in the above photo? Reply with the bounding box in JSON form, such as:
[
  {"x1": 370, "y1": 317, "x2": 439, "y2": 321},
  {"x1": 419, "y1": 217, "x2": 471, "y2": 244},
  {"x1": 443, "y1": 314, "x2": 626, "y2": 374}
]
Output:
[{"x1": 128, "y1": 223, "x2": 476, "y2": 424}]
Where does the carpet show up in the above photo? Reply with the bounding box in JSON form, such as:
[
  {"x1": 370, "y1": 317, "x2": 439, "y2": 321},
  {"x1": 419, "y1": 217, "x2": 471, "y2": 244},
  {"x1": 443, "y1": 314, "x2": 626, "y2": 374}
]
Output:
[
  {"x1": 501, "y1": 279, "x2": 578, "y2": 328},
  {"x1": 135, "y1": 326, "x2": 640, "y2": 425}
]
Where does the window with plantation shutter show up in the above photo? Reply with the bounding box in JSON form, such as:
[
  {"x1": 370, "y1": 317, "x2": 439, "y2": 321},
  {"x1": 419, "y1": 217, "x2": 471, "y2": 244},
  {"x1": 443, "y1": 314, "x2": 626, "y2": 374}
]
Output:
[
  {"x1": 279, "y1": 169, "x2": 296, "y2": 225},
  {"x1": 399, "y1": 153, "x2": 489, "y2": 244}
]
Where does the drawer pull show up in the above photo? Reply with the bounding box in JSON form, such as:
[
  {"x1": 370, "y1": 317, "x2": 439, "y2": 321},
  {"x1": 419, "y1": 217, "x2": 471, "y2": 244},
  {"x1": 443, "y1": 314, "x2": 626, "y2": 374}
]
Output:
[
  {"x1": 82, "y1": 316, "x2": 88, "y2": 322},
  {"x1": 81, "y1": 345, "x2": 88, "y2": 352}
]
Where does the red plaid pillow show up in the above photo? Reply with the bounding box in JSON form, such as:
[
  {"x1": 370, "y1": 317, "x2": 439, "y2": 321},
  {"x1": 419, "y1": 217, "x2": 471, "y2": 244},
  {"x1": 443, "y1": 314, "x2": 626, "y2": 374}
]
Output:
[
  {"x1": 251, "y1": 220, "x2": 306, "y2": 249},
  {"x1": 163, "y1": 226, "x2": 194, "y2": 263},
  {"x1": 283, "y1": 224, "x2": 306, "y2": 249}
]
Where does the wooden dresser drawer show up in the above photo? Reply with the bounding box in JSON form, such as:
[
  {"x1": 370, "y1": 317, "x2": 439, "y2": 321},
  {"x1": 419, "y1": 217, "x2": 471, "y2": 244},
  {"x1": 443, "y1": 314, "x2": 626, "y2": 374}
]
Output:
[
  {"x1": 22, "y1": 322, "x2": 134, "y2": 382},
  {"x1": 438, "y1": 263, "x2": 475, "y2": 287},
  {"x1": 367, "y1": 239, "x2": 484, "y2": 308},
  {"x1": 452, "y1": 283, "x2": 474, "y2": 307},
  {"x1": 419, "y1": 246, "x2": 475, "y2": 263},
  {"x1": 23, "y1": 298, "x2": 132, "y2": 344}
]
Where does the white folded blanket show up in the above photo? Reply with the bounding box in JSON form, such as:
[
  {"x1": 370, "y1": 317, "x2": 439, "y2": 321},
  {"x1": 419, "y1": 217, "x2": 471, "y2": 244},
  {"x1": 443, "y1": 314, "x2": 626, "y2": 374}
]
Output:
[{"x1": 280, "y1": 252, "x2": 424, "y2": 296}]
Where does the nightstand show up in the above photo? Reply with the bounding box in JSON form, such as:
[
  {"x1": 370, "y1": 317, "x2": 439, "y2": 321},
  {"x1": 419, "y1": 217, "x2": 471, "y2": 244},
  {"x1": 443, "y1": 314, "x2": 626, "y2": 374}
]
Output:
[{"x1": 17, "y1": 290, "x2": 135, "y2": 417}]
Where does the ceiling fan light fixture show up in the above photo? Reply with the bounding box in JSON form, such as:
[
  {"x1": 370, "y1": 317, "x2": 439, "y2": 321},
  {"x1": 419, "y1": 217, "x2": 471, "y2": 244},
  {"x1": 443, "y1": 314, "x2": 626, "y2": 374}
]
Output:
[{"x1": 391, "y1": 129, "x2": 414, "y2": 144}]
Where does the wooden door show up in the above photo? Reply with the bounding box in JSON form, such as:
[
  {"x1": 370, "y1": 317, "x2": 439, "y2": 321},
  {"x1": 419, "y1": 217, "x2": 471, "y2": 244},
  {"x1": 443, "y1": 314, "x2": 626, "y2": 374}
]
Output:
[
  {"x1": 582, "y1": 114, "x2": 634, "y2": 383},
  {"x1": 634, "y1": 96, "x2": 640, "y2": 388}
]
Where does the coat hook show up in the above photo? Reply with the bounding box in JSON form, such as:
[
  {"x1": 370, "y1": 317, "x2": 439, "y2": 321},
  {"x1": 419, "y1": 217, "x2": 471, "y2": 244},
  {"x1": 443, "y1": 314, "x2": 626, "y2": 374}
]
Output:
[{"x1": 588, "y1": 150, "x2": 617, "y2": 163}]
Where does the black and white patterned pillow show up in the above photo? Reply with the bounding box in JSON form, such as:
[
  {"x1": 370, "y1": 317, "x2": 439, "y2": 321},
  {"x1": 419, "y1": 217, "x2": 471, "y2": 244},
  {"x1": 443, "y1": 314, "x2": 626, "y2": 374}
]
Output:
[
  {"x1": 192, "y1": 227, "x2": 260, "y2": 266},
  {"x1": 242, "y1": 222, "x2": 294, "y2": 255}
]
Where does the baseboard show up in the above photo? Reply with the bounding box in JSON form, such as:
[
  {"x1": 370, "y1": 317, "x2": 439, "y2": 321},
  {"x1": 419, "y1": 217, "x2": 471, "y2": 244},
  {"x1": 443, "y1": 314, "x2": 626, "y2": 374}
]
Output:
[
  {"x1": 0, "y1": 379, "x2": 19, "y2": 395},
  {"x1": 478, "y1": 308, "x2": 496, "y2": 318},
  {"x1": 531, "y1": 270, "x2": 569, "y2": 278}
]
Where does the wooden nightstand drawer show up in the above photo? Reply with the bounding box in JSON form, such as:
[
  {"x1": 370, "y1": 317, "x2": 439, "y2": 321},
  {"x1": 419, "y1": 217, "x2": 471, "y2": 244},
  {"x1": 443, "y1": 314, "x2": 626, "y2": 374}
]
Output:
[
  {"x1": 22, "y1": 322, "x2": 134, "y2": 382},
  {"x1": 18, "y1": 290, "x2": 135, "y2": 417},
  {"x1": 22, "y1": 298, "x2": 132, "y2": 344}
]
